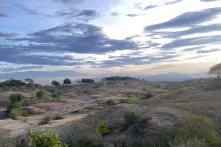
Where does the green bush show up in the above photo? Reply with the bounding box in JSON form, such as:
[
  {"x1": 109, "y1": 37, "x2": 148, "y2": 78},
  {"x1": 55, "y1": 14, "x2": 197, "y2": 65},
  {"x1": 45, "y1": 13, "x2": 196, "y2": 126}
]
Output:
[
  {"x1": 9, "y1": 108, "x2": 22, "y2": 120},
  {"x1": 7, "y1": 101, "x2": 22, "y2": 112},
  {"x1": 7, "y1": 93, "x2": 24, "y2": 119},
  {"x1": 0, "y1": 79, "x2": 26, "y2": 87},
  {"x1": 96, "y1": 121, "x2": 110, "y2": 136},
  {"x1": 36, "y1": 90, "x2": 44, "y2": 98},
  {"x1": 29, "y1": 131, "x2": 67, "y2": 147},
  {"x1": 123, "y1": 112, "x2": 139, "y2": 127},
  {"x1": 36, "y1": 90, "x2": 51, "y2": 100},
  {"x1": 104, "y1": 99, "x2": 116, "y2": 106},
  {"x1": 175, "y1": 116, "x2": 221, "y2": 146},
  {"x1": 81, "y1": 79, "x2": 95, "y2": 84},
  {"x1": 9, "y1": 93, "x2": 25, "y2": 103},
  {"x1": 97, "y1": 99, "x2": 116, "y2": 106},
  {"x1": 51, "y1": 80, "x2": 60, "y2": 87},
  {"x1": 123, "y1": 112, "x2": 147, "y2": 136}
]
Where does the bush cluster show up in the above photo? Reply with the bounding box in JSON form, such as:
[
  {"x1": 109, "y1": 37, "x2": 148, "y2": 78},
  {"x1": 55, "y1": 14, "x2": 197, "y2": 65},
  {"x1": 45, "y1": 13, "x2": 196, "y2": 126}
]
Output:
[
  {"x1": 123, "y1": 112, "x2": 148, "y2": 136},
  {"x1": 29, "y1": 131, "x2": 67, "y2": 147},
  {"x1": 7, "y1": 93, "x2": 25, "y2": 119}
]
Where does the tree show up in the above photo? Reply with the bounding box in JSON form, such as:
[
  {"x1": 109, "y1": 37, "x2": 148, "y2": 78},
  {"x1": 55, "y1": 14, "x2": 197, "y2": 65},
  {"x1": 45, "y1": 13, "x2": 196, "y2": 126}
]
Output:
[
  {"x1": 51, "y1": 80, "x2": 60, "y2": 87},
  {"x1": 209, "y1": 63, "x2": 221, "y2": 78},
  {"x1": 81, "y1": 79, "x2": 95, "y2": 84},
  {"x1": 63, "y1": 78, "x2": 71, "y2": 85}
]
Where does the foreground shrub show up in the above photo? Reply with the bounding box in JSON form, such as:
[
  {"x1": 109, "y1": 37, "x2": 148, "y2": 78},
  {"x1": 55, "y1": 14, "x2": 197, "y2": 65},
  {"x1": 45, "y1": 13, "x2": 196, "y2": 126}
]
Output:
[
  {"x1": 123, "y1": 112, "x2": 147, "y2": 136},
  {"x1": 96, "y1": 121, "x2": 110, "y2": 136},
  {"x1": 8, "y1": 108, "x2": 22, "y2": 120},
  {"x1": 7, "y1": 93, "x2": 24, "y2": 119},
  {"x1": 175, "y1": 116, "x2": 221, "y2": 146},
  {"x1": 7, "y1": 101, "x2": 22, "y2": 112},
  {"x1": 124, "y1": 112, "x2": 139, "y2": 127},
  {"x1": 29, "y1": 131, "x2": 67, "y2": 147}
]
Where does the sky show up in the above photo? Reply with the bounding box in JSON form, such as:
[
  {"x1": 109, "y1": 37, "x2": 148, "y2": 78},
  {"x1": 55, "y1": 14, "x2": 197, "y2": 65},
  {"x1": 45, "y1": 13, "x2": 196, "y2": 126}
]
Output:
[{"x1": 0, "y1": 0, "x2": 221, "y2": 83}]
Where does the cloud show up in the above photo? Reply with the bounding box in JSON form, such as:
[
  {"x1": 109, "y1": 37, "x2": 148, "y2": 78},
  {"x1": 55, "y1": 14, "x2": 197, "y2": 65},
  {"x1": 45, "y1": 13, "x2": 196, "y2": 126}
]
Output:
[
  {"x1": 0, "y1": 23, "x2": 138, "y2": 69},
  {"x1": 15, "y1": 23, "x2": 137, "y2": 53},
  {"x1": 165, "y1": 0, "x2": 183, "y2": 5},
  {"x1": 0, "y1": 12, "x2": 7, "y2": 17},
  {"x1": 56, "y1": 9, "x2": 98, "y2": 21},
  {"x1": 144, "y1": 5, "x2": 157, "y2": 10},
  {"x1": 197, "y1": 48, "x2": 221, "y2": 54},
  {"x1": 153, "y1": 24, "x2": 221, "y2": 38},
  {"x1": 16, "y1": 4, "x2": 41, "y2": 15},
  {"x1": 0, "y1": 32, "x2": 17, "y2": 38},
  {"x1": 53, "y1": 0, "x2": 86, "y2": 4},
  {"x1": 145, "y1": 7, "x2": 221, "y2": 30},
  {"x1": 126, "y1": 14, "x2": 139, "y2": 17},
  {"x1": 162, "y1": 35, "x2": 221, "y2": 49},
  {"x1": 111, "y1": 12, "x2": 119, "y2": 16}
]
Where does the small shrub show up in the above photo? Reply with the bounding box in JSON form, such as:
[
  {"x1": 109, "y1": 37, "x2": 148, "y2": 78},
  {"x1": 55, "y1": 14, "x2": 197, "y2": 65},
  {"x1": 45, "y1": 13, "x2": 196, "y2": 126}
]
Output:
[
  {"x1": 29, "y1": 131, "x2": 67, "y2": 147},
  {"x1": 104, "y1": 99, "x2": 116, "y2": 106},
  {"x1": 118, "y1": 99, "x2": 130, "y2": 104},
  {"x1": 36, "y1": 90, "x2": 44, "y2": 98},
  {"x1": 143, "y1": 92, "x2": 153, "y2": 99},
  {"x1": 51, "y1": 93, "x2": 60, "y2": 99},
  {"x1": 146, "y1": 126, "x2": 176, "y2": 147},
  {"x1": 9, "y1": 108, "x2": 22, "y2": 120},
  {"x1": 81, "y1": 79, "x2": 95, "y2": 84},
  {"x1": 175, "y1": 116, "x2": 221, "y2": 146},
  {"x1": 7, "y1": 93, "x2": 24, "y2": 119},
  {"x1": 39, "y1": 115, "x2": 53, "y2": 125},
  {"x1": 53, "y1": 113, "x2": 64, "y2": 120},
  {"x1": 9, "y1": 93, "x2": 25, "y2": 103},
  {"x1": 51, "y1": 80, "x2": 60, "y2": 87},
  {"x1": 123, "y1": 112, "x2": 139, "y2": 127},
  {"x1": 123, "y1": 112, "x2": 147, "y2": 136},
  {"x1": 36, "y1": 90, "x2": 51, "y2": 100},
  {"x1": 97, "y1": 100, "x2": 116, "y2": 106},
  {"x1": 96, "y1": 121, "x2": 110, "y2": 136},
  {"x1": 7, "y1": 101, "x2": 22, "y2": 112}
]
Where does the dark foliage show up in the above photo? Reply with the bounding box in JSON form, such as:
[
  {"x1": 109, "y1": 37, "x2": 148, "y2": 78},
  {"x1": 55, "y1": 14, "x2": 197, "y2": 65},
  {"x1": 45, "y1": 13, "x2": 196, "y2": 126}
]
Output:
[{"x1": 81, "y1": 79, "x2": 95, "y2": 84}]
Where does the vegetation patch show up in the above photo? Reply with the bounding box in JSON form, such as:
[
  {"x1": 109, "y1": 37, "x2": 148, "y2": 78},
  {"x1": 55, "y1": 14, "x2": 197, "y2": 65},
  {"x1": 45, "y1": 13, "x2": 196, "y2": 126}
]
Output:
[
  {"x1": 29, "y1": 131, "x2": 67, "y2": 147},
  {"x1": 96, "y1": 121, "x2": 110, "y2": 136},
  {"x1": 7, "y1": 93, "x2": 25, "y2": 119}
]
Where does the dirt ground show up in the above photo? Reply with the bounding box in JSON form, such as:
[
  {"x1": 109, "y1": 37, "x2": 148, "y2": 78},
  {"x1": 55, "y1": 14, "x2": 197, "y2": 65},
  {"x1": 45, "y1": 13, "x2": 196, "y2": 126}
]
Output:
[{"x1": 1, "y1": 78, "x2": 221, "y2": 146}]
